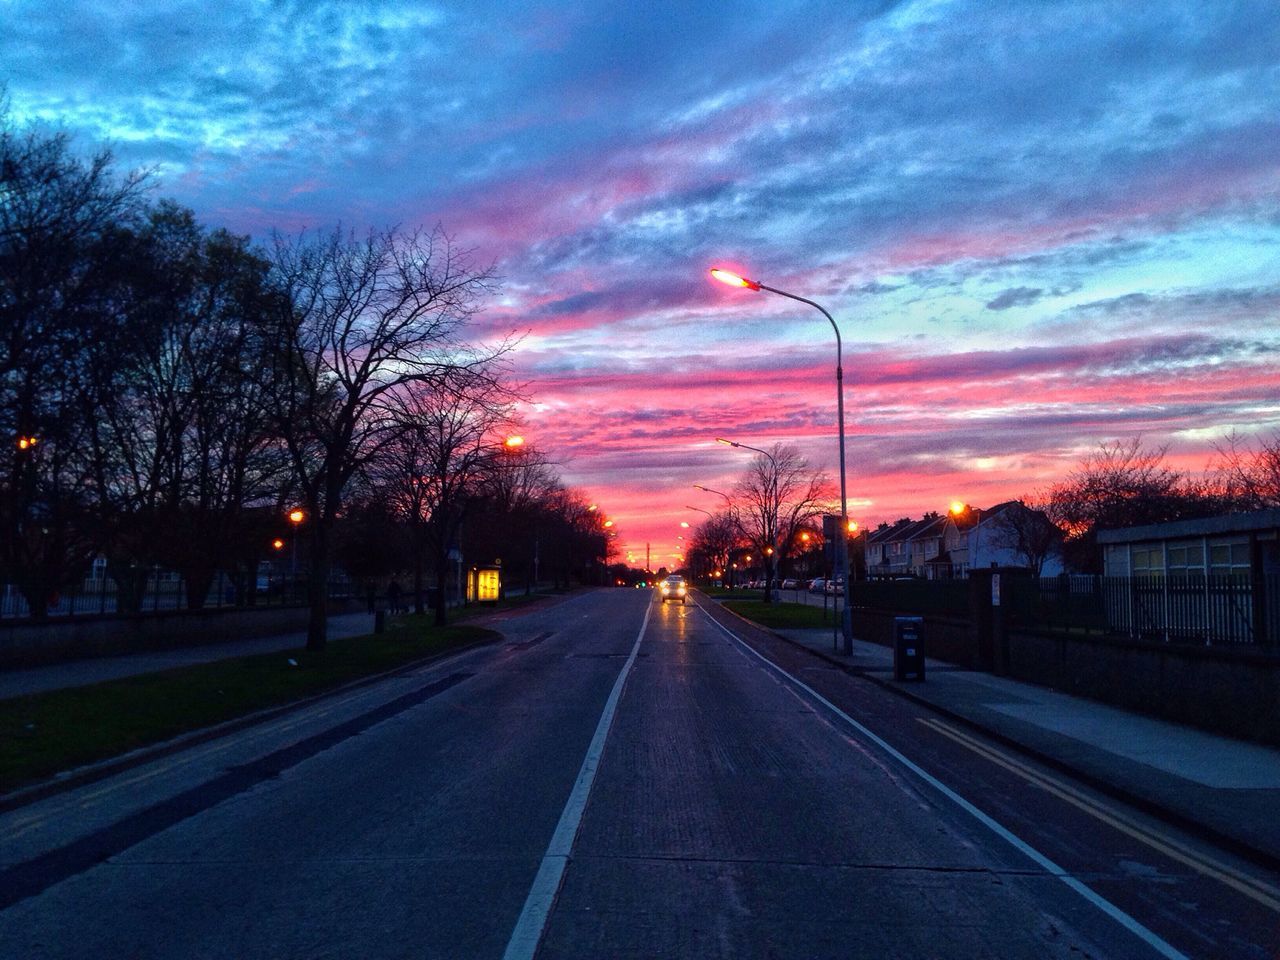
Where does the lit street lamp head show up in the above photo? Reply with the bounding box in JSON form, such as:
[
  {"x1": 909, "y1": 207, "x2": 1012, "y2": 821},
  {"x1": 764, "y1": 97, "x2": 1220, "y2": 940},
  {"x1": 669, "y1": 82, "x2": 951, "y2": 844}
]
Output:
[{"x1": 709, "y1": 268, "x2": 761, "y2": 291}]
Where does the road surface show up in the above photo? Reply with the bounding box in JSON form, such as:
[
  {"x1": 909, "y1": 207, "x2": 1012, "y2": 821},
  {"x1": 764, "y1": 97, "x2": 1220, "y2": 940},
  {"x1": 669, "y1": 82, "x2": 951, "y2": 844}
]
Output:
[{"x1": 1, "y1": 589, "x2": 1276, "y2": 957}]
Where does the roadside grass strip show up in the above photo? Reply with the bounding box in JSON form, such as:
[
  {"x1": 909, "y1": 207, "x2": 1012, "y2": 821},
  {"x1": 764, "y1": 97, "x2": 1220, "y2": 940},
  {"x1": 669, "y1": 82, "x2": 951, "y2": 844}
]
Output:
[
  {"x1": 722, "y1": 599, "x2": 833, "y2": 630},
  {"x1": 0, "y1": 617, "x2": 497, "y2": 794}
]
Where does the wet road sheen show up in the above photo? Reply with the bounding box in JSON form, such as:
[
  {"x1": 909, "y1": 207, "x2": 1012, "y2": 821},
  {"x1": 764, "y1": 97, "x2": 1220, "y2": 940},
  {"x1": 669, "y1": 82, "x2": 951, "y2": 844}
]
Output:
[{"x1": 1, "y1": 589, "x2": 1275, "y2": 958}]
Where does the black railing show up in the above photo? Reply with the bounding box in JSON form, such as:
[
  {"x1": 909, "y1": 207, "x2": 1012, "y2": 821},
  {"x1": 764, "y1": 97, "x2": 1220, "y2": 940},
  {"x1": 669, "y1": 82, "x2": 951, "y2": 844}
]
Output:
[
  {"x1": 1, "y1": 570, "x2": 356, "y2": 620},
  {"x1": 852, "y1": 573, "x2": 1279, "y2": 651}
]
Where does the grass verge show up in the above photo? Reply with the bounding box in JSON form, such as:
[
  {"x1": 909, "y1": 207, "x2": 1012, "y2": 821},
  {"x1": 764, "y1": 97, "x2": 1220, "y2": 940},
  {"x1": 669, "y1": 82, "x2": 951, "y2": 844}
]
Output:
[
  {"x1": 722, "y1": 600, "x2": 835, "y2": 631},
  {"x1": 0, "y1": 615, "x2": 498, "y2": 795}
]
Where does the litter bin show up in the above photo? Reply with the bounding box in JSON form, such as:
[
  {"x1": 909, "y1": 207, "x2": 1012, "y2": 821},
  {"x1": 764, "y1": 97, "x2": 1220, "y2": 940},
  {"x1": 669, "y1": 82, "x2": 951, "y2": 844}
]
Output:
[{"x1": 893, "y1": 616, "x2": 924, "y2": 681}]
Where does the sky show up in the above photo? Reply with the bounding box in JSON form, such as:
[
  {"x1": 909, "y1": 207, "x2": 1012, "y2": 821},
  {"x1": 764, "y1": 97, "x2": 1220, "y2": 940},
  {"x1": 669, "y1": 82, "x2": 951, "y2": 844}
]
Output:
[{"x1": 5, "y1": 0, "x2": 1279, "y2": 567}]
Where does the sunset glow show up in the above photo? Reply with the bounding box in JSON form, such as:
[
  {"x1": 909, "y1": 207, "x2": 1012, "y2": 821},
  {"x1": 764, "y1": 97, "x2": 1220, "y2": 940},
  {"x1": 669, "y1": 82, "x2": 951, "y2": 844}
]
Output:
[{"x1": 7, "y1": 3, "x2": 1277, "y2": 567}]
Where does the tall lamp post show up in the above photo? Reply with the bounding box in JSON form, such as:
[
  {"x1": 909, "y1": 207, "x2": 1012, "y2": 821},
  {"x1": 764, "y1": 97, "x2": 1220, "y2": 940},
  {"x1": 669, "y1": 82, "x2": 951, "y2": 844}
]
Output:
[{"x1": 710, "y1": 267, "x2": 854, "y2": 652}]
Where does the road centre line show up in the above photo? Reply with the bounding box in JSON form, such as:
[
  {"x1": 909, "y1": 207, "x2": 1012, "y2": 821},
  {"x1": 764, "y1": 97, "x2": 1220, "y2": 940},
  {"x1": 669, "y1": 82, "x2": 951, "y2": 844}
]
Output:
[
  {"x1": 697, "y1": 606, "x2": 1189, "y2": 960},
  {"x1": 502, "y1": 601, "x2": 653, "y2": 960},
  {"x1": 917, "y1": 717, "x2": 1280, "y2": 914}
]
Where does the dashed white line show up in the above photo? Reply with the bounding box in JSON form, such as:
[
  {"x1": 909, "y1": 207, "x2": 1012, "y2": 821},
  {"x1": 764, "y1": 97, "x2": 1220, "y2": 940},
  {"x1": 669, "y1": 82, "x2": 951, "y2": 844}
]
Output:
[{"x1": 501, "y1": 602, "x2": 652, "y2": 960}]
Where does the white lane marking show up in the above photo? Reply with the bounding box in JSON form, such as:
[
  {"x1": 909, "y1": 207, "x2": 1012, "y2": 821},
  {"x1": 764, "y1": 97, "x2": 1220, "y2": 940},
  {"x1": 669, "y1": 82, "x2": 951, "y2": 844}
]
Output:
[
  {"x1": 698, "y1": 607, "x2": 1190, "y2": 960},
  {"x1": 502, "y1": 602, "x2": 652, "y2": 960}
]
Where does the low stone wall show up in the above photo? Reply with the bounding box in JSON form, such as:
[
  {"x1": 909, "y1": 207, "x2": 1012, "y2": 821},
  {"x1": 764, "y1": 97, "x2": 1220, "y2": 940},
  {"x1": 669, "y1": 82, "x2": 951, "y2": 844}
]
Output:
[
  {"x1": 1007, "y1": 629, "x2": 1280, "y2": 747},
  {"x1": 0, "y1": 600, "x2": 357, "y2": 669},
  {"x1": 855, "y1": 607, "x2": 978, "y2": 669},
  {"x1": 852, "y1": 605, "x2": 1280, "y2": 746}
]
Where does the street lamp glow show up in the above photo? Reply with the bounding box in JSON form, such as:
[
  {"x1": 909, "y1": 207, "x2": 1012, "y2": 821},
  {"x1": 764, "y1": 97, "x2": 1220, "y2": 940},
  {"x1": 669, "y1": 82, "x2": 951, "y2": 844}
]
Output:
[
  {"x1": 272, "y1": 538, "x2": 284, "y2": 550},
  {"x1": 709, "y1": 268, "x2": 761, "y2": 291},
  {"x1": 288, "y1": 509, "x2": 305, "y2": 524},
  {"x1": 707, "y1": 261, "x2": 854, "y2": 651},
  {"x1": 17, "y1": 436, "x2": 37, "y2": 450}
]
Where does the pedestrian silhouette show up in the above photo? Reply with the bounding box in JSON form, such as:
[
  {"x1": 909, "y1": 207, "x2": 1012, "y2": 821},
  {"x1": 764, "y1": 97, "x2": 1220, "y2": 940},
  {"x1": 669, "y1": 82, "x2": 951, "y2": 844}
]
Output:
[{"x1": 387, "y1": 580, "x2": 403, "y2": 614}]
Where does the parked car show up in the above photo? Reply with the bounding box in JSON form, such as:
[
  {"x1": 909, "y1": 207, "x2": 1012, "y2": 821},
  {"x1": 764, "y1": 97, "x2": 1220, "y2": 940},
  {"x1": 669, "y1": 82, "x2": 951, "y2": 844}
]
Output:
[
  {"x1": 780, "y1": 579, "x2": 798, "y2": 590},
  {"x1": 808, "y1": 578, "x2": 827, "y2": 593}
]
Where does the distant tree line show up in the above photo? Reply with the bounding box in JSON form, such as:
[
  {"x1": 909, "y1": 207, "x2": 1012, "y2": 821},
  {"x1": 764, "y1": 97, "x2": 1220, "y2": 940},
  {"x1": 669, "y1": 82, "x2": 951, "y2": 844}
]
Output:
[
  {"x1": 1035, "y1": 434, "x2": 1280, "y2": 572},
  {"x1": 683, "y1": 436, "x2": 1280, "y2": 581},
  {"x1": 0, "y1": 106, "x2": 613, "y2": 646}
]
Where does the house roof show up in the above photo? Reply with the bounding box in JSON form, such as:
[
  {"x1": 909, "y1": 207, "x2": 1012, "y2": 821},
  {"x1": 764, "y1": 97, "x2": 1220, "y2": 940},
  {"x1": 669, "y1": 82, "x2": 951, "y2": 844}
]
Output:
[
  {"x1": 906, "y1": 515, "x2": 949, "y2": 542},
  {"x1": 1096, "y1": 507, "x2": 1280, "y2": 544}
]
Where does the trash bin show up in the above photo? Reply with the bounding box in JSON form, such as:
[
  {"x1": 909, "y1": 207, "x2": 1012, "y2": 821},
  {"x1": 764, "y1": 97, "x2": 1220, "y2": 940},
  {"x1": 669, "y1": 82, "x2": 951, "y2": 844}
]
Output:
[{"x1": 893, "y1": 616, "x2": 924, "y2": 681}]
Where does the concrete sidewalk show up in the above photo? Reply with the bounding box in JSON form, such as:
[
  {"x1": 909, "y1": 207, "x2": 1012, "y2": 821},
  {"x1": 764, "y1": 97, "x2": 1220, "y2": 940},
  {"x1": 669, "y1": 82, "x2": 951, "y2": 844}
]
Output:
[
  {"x1": 777, "y1": 625, "x2": 1280, "y2": 868},
  {"x1": 0, "y1": 612, "x2": 377, "y2": 700}
]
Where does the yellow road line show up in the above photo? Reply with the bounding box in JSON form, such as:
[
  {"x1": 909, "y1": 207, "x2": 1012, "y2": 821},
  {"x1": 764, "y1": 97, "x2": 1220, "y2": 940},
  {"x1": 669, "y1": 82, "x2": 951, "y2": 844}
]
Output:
[{"x1": 917, "y1": 717, "x2": 1280, "y2": 913}]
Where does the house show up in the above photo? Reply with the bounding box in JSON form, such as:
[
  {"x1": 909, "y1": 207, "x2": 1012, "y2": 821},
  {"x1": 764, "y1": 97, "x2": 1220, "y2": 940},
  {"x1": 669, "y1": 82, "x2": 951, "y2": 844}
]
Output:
[
  {"x1": 864, "y1": 519, "x2": 915, "y2": 578},
  {"x1": 951, "y1": 501, "x2": 1064, "y2": 577},
  {"x1": 866, "y1": 502, "x2": 1065, "y2": 580},
  {"x1": 906, "y1": 514, "x2": 948, "y2": 577}
]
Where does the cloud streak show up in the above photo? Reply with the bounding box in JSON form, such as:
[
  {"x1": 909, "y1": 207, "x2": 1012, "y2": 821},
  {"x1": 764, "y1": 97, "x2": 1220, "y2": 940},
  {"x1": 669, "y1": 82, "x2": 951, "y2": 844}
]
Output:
[{"x1": 5, "y1": 0, "x2": 1279, "y2": 559}]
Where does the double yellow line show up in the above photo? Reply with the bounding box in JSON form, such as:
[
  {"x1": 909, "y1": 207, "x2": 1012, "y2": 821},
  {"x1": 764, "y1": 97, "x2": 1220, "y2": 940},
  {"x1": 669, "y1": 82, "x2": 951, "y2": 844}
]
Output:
[{"x1": 917, "y1": 717, "x2": 1280, "y2": 914}]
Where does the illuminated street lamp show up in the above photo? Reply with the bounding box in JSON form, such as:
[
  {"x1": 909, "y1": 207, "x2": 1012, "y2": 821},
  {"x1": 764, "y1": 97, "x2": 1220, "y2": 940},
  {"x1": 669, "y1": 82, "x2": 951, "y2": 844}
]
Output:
[
  {"x1": 710, "y1": 266, "x2": 854, "y2": 652},
  {"x1": 287, "y1": 508, "x2": 305, "y2": 598}
]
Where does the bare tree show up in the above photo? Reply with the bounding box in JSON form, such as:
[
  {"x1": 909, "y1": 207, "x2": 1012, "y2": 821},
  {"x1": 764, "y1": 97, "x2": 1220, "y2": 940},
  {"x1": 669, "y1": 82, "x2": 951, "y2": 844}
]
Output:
[
  {"x1": 265, "y1": 224, "x2": 498, "y2": 649},
  {"x1": 378, "y1": 364, "x2": 517, "y2": 624},
  {"x1": 1046, "y1": 437, "x2": 1214, "y2": 572},
  {"x1": 732, "y1": 443, "x2": 829, "y2": 603},
  {"x1": 984, "y1": 500, "x2": 1063, "y2": 577},
  {"x1": 1211, "y1": 430, "x2": 1280, "y2": 510},
  {"x1": 0, "y1": 103, "x2": 149, "y2": 615},
  {"x1": 471, "y1": 440, "x2": 560, "y2": 593},
  {"x1": 688, "y1": 511, "x2": 739, "y2": 584}
]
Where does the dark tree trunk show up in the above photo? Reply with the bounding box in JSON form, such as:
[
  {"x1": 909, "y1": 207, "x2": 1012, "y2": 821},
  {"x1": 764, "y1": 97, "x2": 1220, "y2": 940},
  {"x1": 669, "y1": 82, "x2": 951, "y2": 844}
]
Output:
[
  {"x1": 182, "y1": 565, "x2": 216, "y2": 610},
  {"x1": 305, "y1": 525, "x2": 329, "y2": 651}
]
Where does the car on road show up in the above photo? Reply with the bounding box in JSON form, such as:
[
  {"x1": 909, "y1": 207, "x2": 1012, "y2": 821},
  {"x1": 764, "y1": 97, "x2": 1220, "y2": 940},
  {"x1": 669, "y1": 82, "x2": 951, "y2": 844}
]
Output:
[{"x1": 658, "y1": 575, "x2": 688, "y2": 604}]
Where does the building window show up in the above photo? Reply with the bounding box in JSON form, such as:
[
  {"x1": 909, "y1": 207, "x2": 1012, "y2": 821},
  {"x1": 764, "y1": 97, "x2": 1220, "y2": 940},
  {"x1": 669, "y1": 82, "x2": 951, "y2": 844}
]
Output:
[
  {"x1": 1166, "y1": 542, "x2": 1204, "y2": 575},
  {"x1": 1208, "y1": 539, "x2": 1250, "y2": 575},
  {"x1": 1131, "y1": 545, "x2": 1163, "y2": 576}
]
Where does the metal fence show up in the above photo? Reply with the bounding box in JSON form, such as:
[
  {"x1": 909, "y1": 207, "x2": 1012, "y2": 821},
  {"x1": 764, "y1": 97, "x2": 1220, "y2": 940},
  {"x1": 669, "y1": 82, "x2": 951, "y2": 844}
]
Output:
[
  {"x1": 1, "y1": 569, "x2": 356, "y2": 620},
  {"x1": 853, "y1": 573, "x2": 1279, "y2": 651}
]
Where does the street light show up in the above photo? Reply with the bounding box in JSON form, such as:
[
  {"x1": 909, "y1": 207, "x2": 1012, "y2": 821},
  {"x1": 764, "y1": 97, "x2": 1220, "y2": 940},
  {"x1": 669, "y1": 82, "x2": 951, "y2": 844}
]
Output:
[
  {"x1": 710, "y1": 265, "x2": 854, "y2": 652},
  {"x1": 288, "y1": 508, "x2": 305, "y2": 602},
  {"x1": 693, "y1": 483, "x2": 733, "y2": 504}
]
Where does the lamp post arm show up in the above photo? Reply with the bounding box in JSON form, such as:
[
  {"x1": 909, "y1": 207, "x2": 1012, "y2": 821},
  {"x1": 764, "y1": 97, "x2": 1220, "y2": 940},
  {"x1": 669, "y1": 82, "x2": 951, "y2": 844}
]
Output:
[{"x1": 757, "y1": 280, "x2": 852, "y2": 650}]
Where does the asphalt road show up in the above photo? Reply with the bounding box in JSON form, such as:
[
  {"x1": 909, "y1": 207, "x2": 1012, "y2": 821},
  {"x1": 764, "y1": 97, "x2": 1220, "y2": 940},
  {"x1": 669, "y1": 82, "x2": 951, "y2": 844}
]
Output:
[{"x1": 1, "y1": 589, "x2": 1276, "y2": 958}]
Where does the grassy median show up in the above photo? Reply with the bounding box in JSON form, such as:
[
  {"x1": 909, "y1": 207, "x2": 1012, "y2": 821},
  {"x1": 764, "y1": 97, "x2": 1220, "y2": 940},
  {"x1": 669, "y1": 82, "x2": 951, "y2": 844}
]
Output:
[
  {"x1": 722, "y1": 599, "x2": 834, "y2": 630},
  {"x1": 0, "y1": 615, "x2": 499, "y2": 795}
]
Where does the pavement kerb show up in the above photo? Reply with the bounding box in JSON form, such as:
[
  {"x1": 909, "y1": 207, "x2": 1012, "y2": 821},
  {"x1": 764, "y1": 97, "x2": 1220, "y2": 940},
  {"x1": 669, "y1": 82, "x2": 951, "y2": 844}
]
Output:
[
  {"x1": 0, "y1": 627, "x2": 509, "y2": 815},
  {"x1": 0, "y1": 589, "x2": 585, "y2": 813},
  {"x1": 704, "y1": 595, "x2": 1280, "y2": 875}
]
